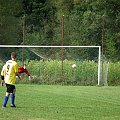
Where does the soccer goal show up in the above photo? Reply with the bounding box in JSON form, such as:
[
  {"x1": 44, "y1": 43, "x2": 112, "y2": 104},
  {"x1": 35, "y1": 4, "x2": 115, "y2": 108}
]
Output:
[{"x1": 0, "y1": 45, "x2": 101, "y2": 85}]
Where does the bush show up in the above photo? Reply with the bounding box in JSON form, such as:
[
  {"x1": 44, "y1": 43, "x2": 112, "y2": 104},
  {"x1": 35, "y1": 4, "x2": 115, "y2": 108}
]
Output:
[
  {"x1": 22, "y1": 60, "x2": 98, "y2": 85},
  {"x1": 1, "y1": 60, "x2": 120, "y2": 85}
]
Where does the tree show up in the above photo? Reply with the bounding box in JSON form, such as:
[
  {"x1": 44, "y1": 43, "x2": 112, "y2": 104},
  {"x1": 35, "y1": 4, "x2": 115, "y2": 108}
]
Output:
[
  {"x1": 22, "y1": 0, "x2": 57, "y2": 45},
  {"x1": 0, "y1": 0, "x2": 120, "y2": 61},
  {"x1": 0, "y1": 0, "x2": 23, "y2": 45}
]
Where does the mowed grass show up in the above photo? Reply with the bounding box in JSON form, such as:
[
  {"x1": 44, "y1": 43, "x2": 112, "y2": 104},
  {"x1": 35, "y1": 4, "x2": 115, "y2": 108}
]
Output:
[{"x1": 0, "y1": 84, "x2": 120, "y2": 120}]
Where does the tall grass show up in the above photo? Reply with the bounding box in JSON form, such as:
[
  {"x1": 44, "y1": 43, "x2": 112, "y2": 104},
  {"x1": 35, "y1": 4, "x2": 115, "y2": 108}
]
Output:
[
  {"x1": 24, "y1": 60, "x2": 120, "y2": 85},
  {"x1": 108, "y1": 62, "x2": 120, "y2": 85},
  {"x1": 0, "y1": 60, "x2": 120, "y2": 85},
  {"x1": 21, "y1": 60, "x2": 98, "y2": 85}
]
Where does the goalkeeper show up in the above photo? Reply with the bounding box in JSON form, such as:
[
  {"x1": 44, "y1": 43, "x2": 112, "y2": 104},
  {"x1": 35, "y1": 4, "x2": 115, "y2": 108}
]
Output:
[{"x1": 18, "y1": 64, "x2": 31, "y2": 80}]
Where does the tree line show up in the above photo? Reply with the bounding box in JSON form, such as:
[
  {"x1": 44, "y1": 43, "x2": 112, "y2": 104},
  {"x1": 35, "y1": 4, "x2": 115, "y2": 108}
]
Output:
[{"x1": 0, "y1": 0, "x2": 120, "y2": 61}]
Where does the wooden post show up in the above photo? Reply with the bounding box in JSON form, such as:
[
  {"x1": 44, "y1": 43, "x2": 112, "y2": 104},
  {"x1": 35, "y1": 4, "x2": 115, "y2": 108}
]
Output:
[
  {"x1": 22, "y1": 15, "x2": 25, "y2": 66},
  {"x1": 61, "y1": 15, "x2": 64, "y2": 82},
  {"x1": 102, "y1": 15, "x2": 104, "y2": 84}
]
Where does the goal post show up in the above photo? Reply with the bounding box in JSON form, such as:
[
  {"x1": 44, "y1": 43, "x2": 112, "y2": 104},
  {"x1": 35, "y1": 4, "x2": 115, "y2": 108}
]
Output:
[{"x1": 0, "y1": 45, "x2": 101, "y2": 85}]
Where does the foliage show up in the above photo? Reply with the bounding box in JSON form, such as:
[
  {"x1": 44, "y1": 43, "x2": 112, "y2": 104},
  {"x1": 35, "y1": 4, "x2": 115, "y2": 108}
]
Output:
[
  {"x1": 0, "y1": 0, "x2": 22, "y2": 45},
  {"x1": 1, "y1": 58, "x2": 120, "y2": 85},
  {"x1": 108, "y1": 62, "x2": 120, "y2": 85},
  {"x1": 0, "y1": 0, "x2": 120, "y2": 61},
  {"x1": 13, "y1": 60, "x2": 120, "y2": 86}
]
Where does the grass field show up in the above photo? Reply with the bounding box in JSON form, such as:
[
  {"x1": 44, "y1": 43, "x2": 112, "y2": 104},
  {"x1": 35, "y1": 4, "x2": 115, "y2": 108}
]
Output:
[{"x1": 0, "y1": 84, "x2": 120, "y2": 120}]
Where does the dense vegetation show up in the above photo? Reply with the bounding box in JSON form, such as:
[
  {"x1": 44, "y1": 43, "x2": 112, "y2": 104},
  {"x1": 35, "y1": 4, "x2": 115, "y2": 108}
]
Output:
[
  {"x1": 20, "y1": 60, "x2": 120, "y2": 86},
  {"x1": 0, "y1": 0, "x2": 120, "y2": 61},
  {"x1": 1, "y1": 59, "x2": 120, "y2": 86}
]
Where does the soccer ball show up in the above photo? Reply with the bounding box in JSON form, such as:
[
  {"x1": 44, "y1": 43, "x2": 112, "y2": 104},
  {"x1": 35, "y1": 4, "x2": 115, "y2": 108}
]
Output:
[{"x1": 72, "y1": 64, "x2": 76, "y2": 68}]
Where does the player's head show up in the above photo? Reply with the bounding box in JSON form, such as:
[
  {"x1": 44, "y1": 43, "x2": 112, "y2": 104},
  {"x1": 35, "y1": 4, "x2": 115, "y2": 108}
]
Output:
[{"x1": 11, "y1": 52, "x2": 17, "y2": 60}]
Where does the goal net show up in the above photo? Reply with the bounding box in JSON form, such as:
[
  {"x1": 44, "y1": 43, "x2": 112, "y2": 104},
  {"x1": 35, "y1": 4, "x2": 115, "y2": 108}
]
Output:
[{"x1": 0, "y1": 45, "x2": 101, "y2": 85}]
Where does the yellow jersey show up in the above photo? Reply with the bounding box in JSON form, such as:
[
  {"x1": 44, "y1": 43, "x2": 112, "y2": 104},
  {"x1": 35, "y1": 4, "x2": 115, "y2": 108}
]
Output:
[{"x1": 4, "y1": 60, "x2": 18, "y2": 85}]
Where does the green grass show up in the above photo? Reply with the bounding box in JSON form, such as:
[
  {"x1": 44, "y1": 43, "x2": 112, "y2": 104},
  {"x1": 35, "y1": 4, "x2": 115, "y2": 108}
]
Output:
[{"x1": 0, "y1": 84, "x2": 120, "y2": 120}]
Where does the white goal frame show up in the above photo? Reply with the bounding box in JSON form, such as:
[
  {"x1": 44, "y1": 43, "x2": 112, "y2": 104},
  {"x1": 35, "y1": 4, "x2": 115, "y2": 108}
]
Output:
[{"x1": 0, "y1": 45, "x2": 101, "y2": 85}]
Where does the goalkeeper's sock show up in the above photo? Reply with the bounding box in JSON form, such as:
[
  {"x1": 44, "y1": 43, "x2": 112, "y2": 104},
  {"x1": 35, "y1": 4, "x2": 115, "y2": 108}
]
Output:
[
  {"x1": 3, "y1": 96, "x2": 9, "y2": 107},
  {"x1": 28, "y1": 75, "x2": 31, "y2": 81},
  {"x1": 10, "y1": 93, "x2": 15, "y2": 106}
]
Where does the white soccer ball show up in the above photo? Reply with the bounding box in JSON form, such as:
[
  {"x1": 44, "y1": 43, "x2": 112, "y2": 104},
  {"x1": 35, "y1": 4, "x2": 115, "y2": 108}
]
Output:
[{"x1": 72, "y1": 64, "x2": 76, "y2": 68}]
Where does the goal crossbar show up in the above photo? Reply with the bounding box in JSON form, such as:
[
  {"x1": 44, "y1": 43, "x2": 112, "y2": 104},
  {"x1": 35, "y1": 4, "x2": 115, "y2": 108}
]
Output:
[
  {"x1": 0, "y1": 45, "x2": 101, "y2": 85},
  {"x1": 0, "y1": 45, "x2": 100, "y2": 48}
]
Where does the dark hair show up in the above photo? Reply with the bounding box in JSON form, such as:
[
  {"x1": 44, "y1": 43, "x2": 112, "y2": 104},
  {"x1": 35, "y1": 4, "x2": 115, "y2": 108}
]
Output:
[{"x1": 11, "y1": 52, "x2": 17, "y2": 59}]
